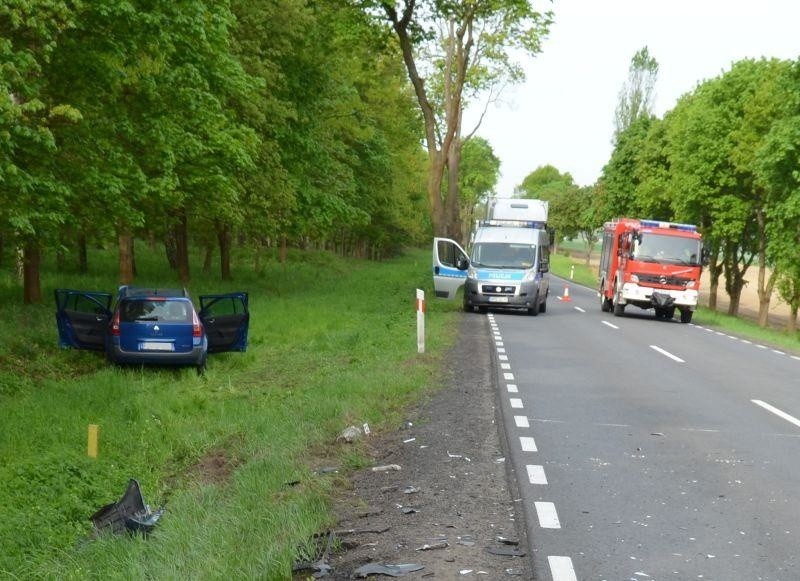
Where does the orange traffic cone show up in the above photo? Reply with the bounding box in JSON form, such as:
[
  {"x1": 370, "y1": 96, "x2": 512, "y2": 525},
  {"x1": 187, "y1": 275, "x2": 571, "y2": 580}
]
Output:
[{"x1": 561, "y1": 285, "x2": 571, "y2": 302}]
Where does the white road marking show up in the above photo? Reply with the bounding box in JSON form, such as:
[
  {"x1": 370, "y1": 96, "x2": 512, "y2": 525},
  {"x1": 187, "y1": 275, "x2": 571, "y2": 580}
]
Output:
[
  {"x1": 756, "y1": 344, "x2": 767, "y2": 349},
  {"x1": 650, "y1": 345, "x2": 685, "y2": 363},
  {"x1": 705, "y1": 328, "x2": 714, "y2": 333},
  {"x1": 497, "y1": 347, "x2": 506, "y2": 353},
  {"x1": 773, "y1": 350, "x2": 785, "y2": 355},
  {"x1": 499, "y1": 354, "x2": 508, "y2": 361},
  {"x1": 504, "y1": 372, "x2": 515, "y2": 380},
  {"x1": 501, "y1": 363, "x2": 511, "y2": 369},
  {"x1": 496, "y1": 342, "x2": 504, "y2": 347},
  {"x1": 741, "y1": 339, "x2": 752, "y2": 345},
  {"x1": 727, "y1": 335, "x2": 737, "y2": 340},
  {"x1": 752, "y1": 400, "x2": 800, "y2": 430},
  {"x1": 548, "y1": 556, "x2": 578, "y2": 581},
  {"x1": 715, "y1": 331, "x2": 725, "y2": 336},
  {"x1": 602, "y1": 321, "x2": 619, "y2": 330},
  {"x1": 792, "y1": 356, "x2": 800, "y2": 362},
  {"x1": 510, "y1": 398, "x2": 523, "y2": 409},
  {"x1": 520, "y1": 436, "x2": 537, "y2": 452},
  {"x1": 681, "y1": 427, "x2": 721, "y2": 433},
  {"x1": 527, "y1": 464, "x2": 547, "y2": 485},
  {"x1": 514, "y1": 415, "x2": 529, "y2": 428},
  {"x1": 574, "y1": 306, "x2": 586, "y2": 313},
  {"x1": 535, "y1": 502, "x2": 561, "y2": 529},
  {"x1": 507, "y1": 384, "x2": 518, "y2": 393}
]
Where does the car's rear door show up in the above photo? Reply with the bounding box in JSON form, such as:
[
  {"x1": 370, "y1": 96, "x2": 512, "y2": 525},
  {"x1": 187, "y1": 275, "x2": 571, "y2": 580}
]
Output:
[
  {"x1": 55, "y1": 289, "x2": 112, "y2": 350},
  {"x1": 199, "y1": 293, "x2": 249, "y2": 353},
  {"x1": 432, "y1": 238, "x2": 469, "y2": 299}
]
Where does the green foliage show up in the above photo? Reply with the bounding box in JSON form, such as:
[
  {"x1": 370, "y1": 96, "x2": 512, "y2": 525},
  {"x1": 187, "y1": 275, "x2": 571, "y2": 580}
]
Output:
[{"x1": 0, "y1": 245, "x2": 459, "y2": 576}]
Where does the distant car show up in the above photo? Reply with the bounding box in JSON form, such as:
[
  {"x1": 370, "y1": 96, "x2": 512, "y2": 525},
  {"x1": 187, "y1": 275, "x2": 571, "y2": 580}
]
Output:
[{"x1": 55, "y1": 286, "x2": 249, "y2": 369}]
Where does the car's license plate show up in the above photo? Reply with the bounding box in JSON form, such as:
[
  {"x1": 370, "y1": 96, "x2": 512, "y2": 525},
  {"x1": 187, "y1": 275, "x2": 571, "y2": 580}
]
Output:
[
  {"x1": 140, "y1": 341, "x2": 174, "y2": 351},
  {"x1": 488, "y1": 296, "x2": 509, "y2": 303}
]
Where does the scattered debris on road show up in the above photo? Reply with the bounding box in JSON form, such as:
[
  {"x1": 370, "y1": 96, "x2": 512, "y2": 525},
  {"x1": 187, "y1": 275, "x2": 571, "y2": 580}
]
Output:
[{"x1": 353, "y1": 563, "x2": 424, "y2": 578}]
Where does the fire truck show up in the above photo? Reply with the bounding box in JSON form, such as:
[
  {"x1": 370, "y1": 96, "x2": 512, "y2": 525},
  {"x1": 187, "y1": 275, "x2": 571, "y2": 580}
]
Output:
[{"x1": 598, "y1": 218, "x2": 705, "y2": 323}]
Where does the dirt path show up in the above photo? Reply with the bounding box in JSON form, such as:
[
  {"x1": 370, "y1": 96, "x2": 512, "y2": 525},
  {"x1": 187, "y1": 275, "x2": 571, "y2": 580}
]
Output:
[{"x1": 325, "y1": 313, "x2": 531, "y2": 580}]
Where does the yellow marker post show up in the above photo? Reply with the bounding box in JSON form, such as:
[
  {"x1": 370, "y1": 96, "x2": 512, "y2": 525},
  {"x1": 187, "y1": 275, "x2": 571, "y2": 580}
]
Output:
[{"x1": 88, "y1": 424, "x2": 99, "y2": 458}]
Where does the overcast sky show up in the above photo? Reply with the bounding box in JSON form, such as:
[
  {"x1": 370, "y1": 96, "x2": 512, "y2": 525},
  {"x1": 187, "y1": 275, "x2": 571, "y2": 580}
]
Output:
[{"x1": 465, "y1": 0, "x2": 800, "y2": 195}]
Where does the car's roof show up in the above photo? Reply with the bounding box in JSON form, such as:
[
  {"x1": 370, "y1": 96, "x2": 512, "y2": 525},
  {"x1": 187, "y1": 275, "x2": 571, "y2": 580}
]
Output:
[{"x1": 117, "y1": 286, "x2": 190, "y2": 299}]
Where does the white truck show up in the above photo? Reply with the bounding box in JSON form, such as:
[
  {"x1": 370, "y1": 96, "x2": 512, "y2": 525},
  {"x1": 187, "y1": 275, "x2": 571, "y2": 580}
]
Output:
[{"x1": 432, "y1": 198, "x2": 551, "y2": 315}]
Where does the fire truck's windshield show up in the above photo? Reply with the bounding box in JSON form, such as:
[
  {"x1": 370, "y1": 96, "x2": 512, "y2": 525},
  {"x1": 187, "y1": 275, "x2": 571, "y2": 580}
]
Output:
[
  {"x1": 633, "y1": 234, "x2": 702, "y2": 265},
  {"x1": 471, "y1": 243, "x2": 536, "y2": 269}
]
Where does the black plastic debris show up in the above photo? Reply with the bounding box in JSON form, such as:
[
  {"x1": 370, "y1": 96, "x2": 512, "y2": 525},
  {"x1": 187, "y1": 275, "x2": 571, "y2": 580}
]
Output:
[
  {"x1": 495, "y1": 536, "x2": 519, "y2": 545},
  {"x1": 90, "y1": 479, "x2": 164, "y2": 536},
  {"x1": 293, "y1": 531, "x2": 336, "y2": 579},
  {"x1": 487, "y1": 546, "x2": 526, "y2": 557},
  {"x1": 353, "y1": 563, "x2": 424, "y2": 578}
]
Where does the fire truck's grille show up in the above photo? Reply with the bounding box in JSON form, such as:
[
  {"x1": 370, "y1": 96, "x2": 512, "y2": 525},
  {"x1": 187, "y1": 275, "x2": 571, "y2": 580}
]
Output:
[
  {"x1": 635, "y1": 273, "x2": 690, "y2": 286},
  {"x1": 482, "y1": 285, "x2": 516, "y2": 295}
]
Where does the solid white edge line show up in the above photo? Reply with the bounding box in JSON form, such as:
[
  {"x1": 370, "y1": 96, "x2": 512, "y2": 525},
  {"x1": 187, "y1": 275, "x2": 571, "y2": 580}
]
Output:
[
  {"x1": 520, "y1": 436, "x2": 537, "y2": 451},
  {"x1": 534, "y1": 502, "x2": 561, "y2": 529},
  {"x1": 602, "y1": 321, "x2": 619, "y2": 330},
  {"x1": 574, "y1": 306, "x2": 586, "y2": 313},
  {"x1": 510, "y1": 398, "x2": 523, "y2": 409},
  {"x1": 792, "y1": 355, "x2": 800, "y2": 361},
  {"x1": 650, "y1": 345, "x2": 685, "y2": 363},
  {"x1": 514, "y1": 415, "x2": 529, "y2": 428},
  {"x1": 548, "y1": 556, "x2": 578, "y2": 581},
  {"x1": 752, "y1": 399, "x2": 800, "y2": 429},
  {"x1": 773, "y1": 350, "x2": 785, "y2": 355},
  {"x1": 526, "y1": 464, "x2": 547, "y2": 485},
  {"x1": 507, "y1": 384, "x2": 518, "y2": 393}
]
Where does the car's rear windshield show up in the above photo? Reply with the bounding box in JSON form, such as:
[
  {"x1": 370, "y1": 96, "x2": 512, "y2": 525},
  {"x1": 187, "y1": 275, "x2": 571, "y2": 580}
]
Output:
[{"x1": 120, "y1": 299, "x2": 192, "y2": 323}]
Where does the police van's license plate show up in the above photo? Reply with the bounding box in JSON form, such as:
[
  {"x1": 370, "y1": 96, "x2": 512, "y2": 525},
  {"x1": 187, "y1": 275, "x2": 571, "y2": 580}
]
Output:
[
  {"x1": 489, "y1": 296, "x2": 509, "y2": 303},
  {"x1": 140, "y1": 342, "x2": 173, "y2": 351}
]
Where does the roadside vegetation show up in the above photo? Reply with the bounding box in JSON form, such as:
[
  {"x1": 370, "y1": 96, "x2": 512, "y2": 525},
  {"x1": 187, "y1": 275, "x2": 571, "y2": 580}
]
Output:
[{"x1": 0, "y1": 247, "x2": 459, "y2": 578}]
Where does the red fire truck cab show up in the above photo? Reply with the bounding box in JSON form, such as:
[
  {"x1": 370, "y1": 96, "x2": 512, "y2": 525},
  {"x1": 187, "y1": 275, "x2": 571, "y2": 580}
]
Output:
[{"x1": 598, "y1": 218, "x2": 705, "y2": 323}]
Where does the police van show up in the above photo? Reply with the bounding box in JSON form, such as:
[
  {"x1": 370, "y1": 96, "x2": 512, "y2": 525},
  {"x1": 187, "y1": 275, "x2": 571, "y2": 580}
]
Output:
[{"x1": 432, "y1": 198, "x2": 551, "y2": 315}]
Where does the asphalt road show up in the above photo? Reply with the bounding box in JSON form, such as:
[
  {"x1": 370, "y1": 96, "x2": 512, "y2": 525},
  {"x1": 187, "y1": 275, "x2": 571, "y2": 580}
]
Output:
[{"x1": 489, "y1": 276, "x2": 800, "y2": 581}]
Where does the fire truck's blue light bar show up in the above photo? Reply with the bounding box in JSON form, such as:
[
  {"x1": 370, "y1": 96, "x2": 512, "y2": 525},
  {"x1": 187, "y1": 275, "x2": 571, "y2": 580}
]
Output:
[
  {"x1": 479, "y1": 219, "x2": 546, "y2": 229},
  {"x1": 640, "y1": 219, "x2": 697, "y2": 232}
]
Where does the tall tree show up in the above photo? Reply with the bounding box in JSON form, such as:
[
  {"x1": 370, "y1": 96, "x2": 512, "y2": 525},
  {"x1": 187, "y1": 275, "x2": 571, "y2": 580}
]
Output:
[
  {"x1": 613, "y1": 46, "x2": 658, "y2": 144},
  {"x1": 360, "y1": 0, "x2": 551, "y2": 240},
  {"x1": 457, "y1": 136, "x2": 500, "y2": 241}
]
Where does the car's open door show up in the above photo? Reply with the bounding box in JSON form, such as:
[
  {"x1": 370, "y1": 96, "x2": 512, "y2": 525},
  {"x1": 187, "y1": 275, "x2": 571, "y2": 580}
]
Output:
[
  {"x1": 55, "y1": 289, "x2": 112, "y2": 350},
  {"x1": 199, "y1": 292, "x2": 249, "y2": 353},
  {"x1": 432, "y1": 238, "x2": 469, "y2": 299}
]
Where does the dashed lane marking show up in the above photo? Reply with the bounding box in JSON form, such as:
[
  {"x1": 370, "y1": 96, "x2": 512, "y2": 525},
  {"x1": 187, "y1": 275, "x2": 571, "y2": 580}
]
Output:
[
  {"x1": 507, "y1": 384, "x2": 518, "y2": 393},
  {"x1": 504, "y1": 372, "x2": 515, "y2": 380},
  {"x1": 534, "y1": 502, "x2": 561, "y2": 529},
  {"x1": 650, "y1": 345, "x2": 685, "y2": 363},
  {"x1": 514, "y1": 416, "x2": 529, "y2": 428},
  {"x1": 526, "y1": 464, "x2": 547, "y2": 485},
  {"x1": 548, "y1": 556, "x2": 578, "y2": 581},
  {"x1": 520, "y1": 436, "x2": 537, "y2": 452},
  {"x1": 602, "y1": 321, "x2": 619, "y2": 330},
  {"x1": 510, "y1": 398, "x2": 523, "y2": 409},
  {"x1": 501, "y1": 363, "x2": 511, "y2": 370},
  {"x1": 752, "y1": 399, "x2": 800, "y2": 430},
  {"x1": 574, "y1": 306, "x2": 585, "y2": 313}
]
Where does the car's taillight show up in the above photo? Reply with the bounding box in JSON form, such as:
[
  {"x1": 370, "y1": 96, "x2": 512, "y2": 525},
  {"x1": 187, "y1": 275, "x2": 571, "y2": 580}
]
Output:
[
  {"x1": 192, "y1": 311, "x2": 203, "y2": 337},
  {"x1": 111, "y1": 311, "x2": 121, "y2": 336}
]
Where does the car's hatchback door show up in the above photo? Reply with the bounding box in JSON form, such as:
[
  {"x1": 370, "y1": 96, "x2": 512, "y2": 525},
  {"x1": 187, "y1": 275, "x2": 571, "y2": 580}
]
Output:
[
  {"x1": 199, "y1": 293, "x2": 249, "y2": 353},
  {"x1": 55, "y1": 289, "x2": 112, "y2": 350}
]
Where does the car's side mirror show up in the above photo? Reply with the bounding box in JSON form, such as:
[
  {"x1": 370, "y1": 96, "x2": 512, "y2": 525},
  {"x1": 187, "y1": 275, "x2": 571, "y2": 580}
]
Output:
[
  {"x1": 539, "y1": 259, "x2": 549, "y2": 273},
  {"x1": 456, "y1": 257, "x2": 470, "y2": 271}
]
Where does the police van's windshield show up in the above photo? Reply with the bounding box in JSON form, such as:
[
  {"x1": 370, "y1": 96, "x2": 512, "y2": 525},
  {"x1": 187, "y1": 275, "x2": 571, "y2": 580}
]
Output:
[
  {"x1": 471, "y1": 243, "x2": 536, "y2": 269},
  {"x1": 633, "y1": 234, "x2": 702, "y2": 266}
]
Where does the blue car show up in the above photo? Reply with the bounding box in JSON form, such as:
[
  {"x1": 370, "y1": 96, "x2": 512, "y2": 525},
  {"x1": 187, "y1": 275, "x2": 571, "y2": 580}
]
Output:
[{"x1": 55, "y1": 286, "x2": 249, "y2": 369}]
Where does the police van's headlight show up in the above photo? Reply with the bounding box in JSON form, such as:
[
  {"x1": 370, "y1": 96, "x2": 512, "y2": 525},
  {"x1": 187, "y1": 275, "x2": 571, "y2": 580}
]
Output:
[
  {"x1": 522, "y1": 270, "x2": 536, "y2": 282},
  {"x1": 467, "y1": 267, "x2": 478, "y2": 280}
]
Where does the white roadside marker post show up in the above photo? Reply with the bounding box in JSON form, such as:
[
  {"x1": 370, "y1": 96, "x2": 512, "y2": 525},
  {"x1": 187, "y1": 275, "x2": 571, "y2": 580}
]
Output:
[
  {"x1": 416, "y1": 289, "x2": 425, "y2": 354},
  {"x1": 570, "y1": 265, "x2": 575, "y2": 280}
]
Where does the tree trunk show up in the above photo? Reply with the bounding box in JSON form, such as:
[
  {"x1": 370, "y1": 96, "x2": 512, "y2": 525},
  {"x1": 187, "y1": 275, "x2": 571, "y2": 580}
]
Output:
[
  {"x1": 22, "y1": 240, "x2": 42, "y2": 304},
  {"x1": 787, "y1": 304, "x2": 798, "y2": 334},
  {"x1": 202, "y1": 242, "x2": 213, "y2": 274},
  {"x1": 445, "y1": 140, "x2": 463, "y2": 242},
  {"x1": 280, "y1": 235, "x2": 287, "y2": 265},
  {"x1": 175, "y1": 211, "x2": 190, "y2": 284},
  {"x1": 754, "y1": 207, "x2": 774, "y2": 328},
  {"x1": 217, "y1": 221, "x2": 232, "y2": 281},
  {"x1": 0, "y1": 234, "x2": 4, "y2": 268},
  {"x1": 708, "y1": 259, "x2": 722, "y2": 311},
  {"x1": 118, "y1": 230, "x2": 135, "y2": 284},
  {"x1": 78, "y1": 233, "x2": 88, "y2": 274},
  {"x1": 164, "y1": 230, "x2": 178, "y2": 270}
]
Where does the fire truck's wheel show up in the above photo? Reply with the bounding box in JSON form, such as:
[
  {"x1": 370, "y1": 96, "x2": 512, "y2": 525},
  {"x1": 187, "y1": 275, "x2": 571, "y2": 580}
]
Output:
[
  {"x1": 599, "y1": 283, "x2": 612, "y2": 312},
  {"x1": 680, "y1": 309, "x2": 693, "y2": 324},
  {"x1": 612, "y1": 284, "x2": 625, "y2": 316},
  {"x1": 528, "y1": 294, "x2": 540, "y2": 316}
]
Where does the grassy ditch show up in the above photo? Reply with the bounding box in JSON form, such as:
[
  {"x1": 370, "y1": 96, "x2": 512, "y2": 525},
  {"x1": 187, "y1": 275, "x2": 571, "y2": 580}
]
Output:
[
  {"x1": 0, "y1": 246, "x2": 460, "y2": 578},
  {"x1": 549, "y1": 253, "x2": 800, "y2": 353}
]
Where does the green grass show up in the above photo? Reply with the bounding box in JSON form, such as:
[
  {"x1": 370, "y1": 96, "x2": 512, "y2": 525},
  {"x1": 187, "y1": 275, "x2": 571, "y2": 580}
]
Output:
[
  {"x1": 549, "y1": 252, "x2": 800, "y2": 354},
  {"x1": 0, "y1": 244, "x2": 460, "y2": 578}
]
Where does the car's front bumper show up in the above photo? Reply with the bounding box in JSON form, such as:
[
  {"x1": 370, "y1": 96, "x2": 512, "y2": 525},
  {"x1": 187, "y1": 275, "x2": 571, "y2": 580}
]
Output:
[{"x1": 464, "y1": 278, "x2": 541, "y2": 309}]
